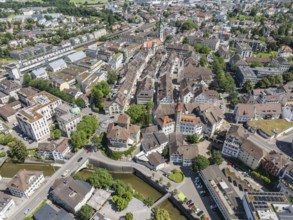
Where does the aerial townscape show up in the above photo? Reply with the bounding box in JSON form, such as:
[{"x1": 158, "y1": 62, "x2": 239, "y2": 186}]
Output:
[{"x1": 0, "y1": 0, "x2": 293, "y2": 220}]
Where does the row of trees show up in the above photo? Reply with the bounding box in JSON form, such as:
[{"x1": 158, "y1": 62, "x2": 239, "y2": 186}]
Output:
[
  {"x1": 71, "y1": 115, "x2": 98, "y2": 151},
  {"x1": 213, "y1": 56, "x2": 238, "y2": 106},
  {"x1": 25, "y1": 76, "x2": 86, "y2": 108}
]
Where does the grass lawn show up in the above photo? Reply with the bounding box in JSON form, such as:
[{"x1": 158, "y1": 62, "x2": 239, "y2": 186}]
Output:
[
  {"x1": 255, "y1": 51, "x2": 278, "y2": 58},
  {"x1": 247, "y1": 119, "x2": 293, "y2": 136},
  {"x1": 168, "y1": 170, "x2": 184, "y2": 183}
]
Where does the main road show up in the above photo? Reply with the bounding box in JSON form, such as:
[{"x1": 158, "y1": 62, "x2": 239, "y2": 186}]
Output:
[{"x1": 9, "y1": 149, "x2": 89, "y2": 220}]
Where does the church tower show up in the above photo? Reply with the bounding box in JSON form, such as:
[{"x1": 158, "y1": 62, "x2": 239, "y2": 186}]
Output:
[
  {"x1": 158, "y1": 15, "x2": 164, "y2": 42},
  {"x1": 175, "y1": 99, "x2": 183, "y2": 132}
]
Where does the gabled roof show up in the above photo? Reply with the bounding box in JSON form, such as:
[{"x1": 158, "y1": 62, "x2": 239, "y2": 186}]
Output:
[{"x1": 7, "y1": 169, "x2": 43, "y2": 192}]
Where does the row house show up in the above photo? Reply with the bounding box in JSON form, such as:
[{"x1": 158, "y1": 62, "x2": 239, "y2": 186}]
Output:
[{"x1": 234, "y1": 103, "x2": 282, "y2": 123}]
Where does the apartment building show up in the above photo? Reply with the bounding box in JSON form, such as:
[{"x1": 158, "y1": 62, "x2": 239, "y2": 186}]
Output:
[
  {"x1": 200, "y1": 165, "x2": 246, "y2": 220},
  {"x1": 234, "y1": 103, "x2": 282, "y2": 123},
  {"x1": 243, "y1": 192, "x2": 293, "y2": 220},
  {"x1": 262, "y1": 151, "x2": 290, "y2": 177},
  {"x1": 221, "y1": 125, "x2": 248, "y2": 158},
  {"x1": 238, "y1": 139, "x2": 267, "y2": 169},
  {"x1": 55, "y1": 104, "x2": 82, "y2": 137},
  {"x1": 16, "y1": 91, "x2": 62, "y2": 141},
  {"x1": 7, "y1": 169, "x2": 45, "y2": 198},
  {"x1": 236, "y1": 42, "x2": 253, "y2": 58}
]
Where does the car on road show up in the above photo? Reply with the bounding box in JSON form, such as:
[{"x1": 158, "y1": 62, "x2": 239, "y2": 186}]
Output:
[
  {"x1": 197, "y1": 210, "x2": 204, "y2": 217},
  {"x1": 62, "y1": 169, "x2": 70, "y2": 177},
  {"x1": 77, "y1": 157, "x2": 83, "y2": 162},
  {"x1": 24, "y1": 208, "x2": 30, "y2": 215},
  {"x1": 89, "y1": 113, "x2": 93, "y2": 115}
]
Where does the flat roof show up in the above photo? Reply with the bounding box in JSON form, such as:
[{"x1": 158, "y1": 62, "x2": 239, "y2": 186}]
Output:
[{"x1": 200, "y1": 165, "x2": 246, "y2": 220}]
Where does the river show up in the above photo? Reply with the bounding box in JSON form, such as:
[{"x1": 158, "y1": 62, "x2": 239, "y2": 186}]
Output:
[{"x1": 78, "y1": 170, "x2": 187, "y2": 220}]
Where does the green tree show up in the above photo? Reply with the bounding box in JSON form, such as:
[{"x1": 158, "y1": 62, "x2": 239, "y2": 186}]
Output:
[
  {"x1": 8, "y1": 140, "x2": 28, "y2": 163},
  {"x1": 112, "y1": 196, "x2": 128, "y2": 211},
  {"x1": 125, "y1": 212, "x2": 133, "y2": 220},
  {"x1": 8, "y1": 96, "x2": 16, "y2": 103},
  {"x1": 159, "y1": 177, "x2": 163, "y2": 183},
  {"x1": 88, "y1": 168, "x2": 113, "y2": 189},
  {"x1": 194, "y1": 45, "x2": 211, "y2": 54},
  {"x1": 193, "y1": 155, "x2": 210, "y2": 172},
  {"x1": 166, "y1": 182, "x2": 171, "y2": 189},
  {"x1": 151, "y1": 208, "x2": 170, "y2": 220},
  {"x1": 199, "y1": 55, "x2": 208, "y2": 67},
  {"x1": 242, "y1": 79, "x2": 254, "y2": 93},
  {"x1": 274, "y1": 75, "x2": 283, "y2": 85},
  {"x1": 99, "y1": 36, "x2": 107, "y2": 41},
  {"x1": 211, "y1": 150, "x2": 223, "y2": 165},
  {"x1": 173, "y1": 189, "x2": 178, "y2": 195},
  {"x1": 75, "y1": 97, "x2": 86, "y2": 108},
  {"x1": 182, "y1": 37, "x2": 189, "y2": 44},
  {"x1": 126, "y1": 105, "x2": 150, "y2": 125},
  {"x1": 250, "y1": 61, "x2": 263, "y2": 68},
  {"x1": 182, "y1": 19, "x2": 198, "y2": 31},
  {"x1": 107, "y1": 70, "x2": 118, "y2": 84},
  {"x1": 187, "y1": 134, "x2": 200, "y2": 143},
  {"x1": 162, "y1": 147, "x2": 169, "y2": 157},
  {"x1": 166, "y1": 35, "x2": 173, "y2": 41},
  {"x1": 23, "y1": 73, "x2": 32, "y2": 87},
  {"x1": 53, "y1": 129, "x2": 61, "y2": 139},
  {"x1": 71, "y1": 130, "x2": 87, "y2": 151},
  {"x1": 91, "y1": 81, "x2": 110, "y2": 111},
  {"x1": 77, "y1": 205, "x2": 94, "y2": 220}
]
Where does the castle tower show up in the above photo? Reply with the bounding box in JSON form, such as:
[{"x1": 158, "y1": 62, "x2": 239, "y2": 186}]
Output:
[{"x1": 175, "y1": 99, "x2": 183, "y2": 132}]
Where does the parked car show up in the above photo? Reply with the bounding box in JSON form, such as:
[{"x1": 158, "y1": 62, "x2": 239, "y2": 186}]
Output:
[
  {"x1": 197, "y1": 210, "x2": 204, "y2": 216},
  {"x1": 77, "y1": 157, "x2": 83, "y2": 162},
  {"x1": 186, "y1": 200, "x2": 192, "y2": 205},
  {"x1": 188, "y1": 203, "x2": 194, "y2": 208},
  {"x1": 200, "y1": 190, "x2": 206, "y2": 195}
]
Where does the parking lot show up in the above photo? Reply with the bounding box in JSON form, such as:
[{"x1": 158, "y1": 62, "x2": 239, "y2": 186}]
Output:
[{"x1": 179, "y1": 167, "x2": 222, "y2": 220}]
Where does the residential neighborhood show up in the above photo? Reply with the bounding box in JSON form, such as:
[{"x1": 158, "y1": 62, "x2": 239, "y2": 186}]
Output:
[{"x1": 0, "y1": 0, "x2": 292, "y2": 220}]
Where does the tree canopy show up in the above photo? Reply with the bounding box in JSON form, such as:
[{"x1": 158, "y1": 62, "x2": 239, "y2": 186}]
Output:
[
  {"x1": 151, "y1": 208, "x2": 170, "y2": 220},
  {"x1": 126, "y1": 105, "x2": 152, "y2": 126},
  {"x1": 71, "y1": 115, "x2": 98, "y2": 151},
  {"x1": 91, "y1": 81, "x2": 110, "y2": 111},
  {"x1": 211, "y1": 150, "x2": 223, "y2": 165},
  {"x1": 88, "y1": 168, "x2": 113, "y2": 189},
  {"x1": 193, "y1": 155, "x2": 210, "y2": 172},
  {"x1": 242, "y1": 79, "x2": 254, "y2": 93},
  {"x1": 77, "y1": 205, "x2": 94, "y2": 220},
  {"x1": 8, "y1": 139, "x2": 28, "y2": 163},
  {"x1": 182, "y1": 19, "x2": 198, "y2": 31}
]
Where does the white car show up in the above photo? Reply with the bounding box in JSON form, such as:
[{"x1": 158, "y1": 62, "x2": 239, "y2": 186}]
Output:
[
  {"x1": 24, "y1": 208, "x2": 30, "y2": 215},
  {"x1": 62, "y1": 169, "x2": 70, "y2": 177}
]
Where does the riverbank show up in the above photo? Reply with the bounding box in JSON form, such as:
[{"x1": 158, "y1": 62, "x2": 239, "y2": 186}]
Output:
[
  {"x1": 77, "y1": 169, "x2": 187, "y2": 220},
  {"x1": 0, "y1": 161, "x2": 59, "y2": 177}
]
